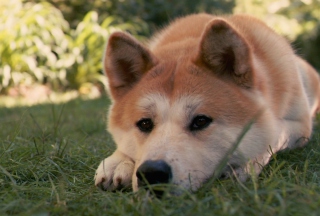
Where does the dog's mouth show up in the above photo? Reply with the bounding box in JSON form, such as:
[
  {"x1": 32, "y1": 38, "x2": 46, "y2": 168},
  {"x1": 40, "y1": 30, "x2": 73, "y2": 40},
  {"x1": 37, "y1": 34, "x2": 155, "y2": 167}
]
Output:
[{"x1": 135, "y1": 159, "x2": 244, "y2": 197}]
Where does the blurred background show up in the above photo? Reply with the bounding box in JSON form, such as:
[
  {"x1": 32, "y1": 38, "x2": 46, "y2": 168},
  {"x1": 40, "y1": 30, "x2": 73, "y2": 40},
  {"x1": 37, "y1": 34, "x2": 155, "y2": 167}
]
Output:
[{"x1": 0, "y1": 0, "x2": 319, "y2": 106}]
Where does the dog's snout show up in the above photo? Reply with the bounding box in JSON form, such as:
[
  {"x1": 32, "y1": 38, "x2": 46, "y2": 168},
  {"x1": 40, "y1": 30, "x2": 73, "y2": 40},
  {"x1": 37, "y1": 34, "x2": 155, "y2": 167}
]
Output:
[{"x1": 136, "y1": 160, "x2": 172, "y2": 187}]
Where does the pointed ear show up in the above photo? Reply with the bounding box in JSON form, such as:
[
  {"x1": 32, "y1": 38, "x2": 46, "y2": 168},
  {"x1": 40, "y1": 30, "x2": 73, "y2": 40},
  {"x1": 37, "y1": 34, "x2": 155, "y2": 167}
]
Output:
[
  {"x1": 194, "y1": 19, "x2": 254, "y2": 88},
  {"x1": 103, "y1": 32, "x2": 157, "y2": 99}
]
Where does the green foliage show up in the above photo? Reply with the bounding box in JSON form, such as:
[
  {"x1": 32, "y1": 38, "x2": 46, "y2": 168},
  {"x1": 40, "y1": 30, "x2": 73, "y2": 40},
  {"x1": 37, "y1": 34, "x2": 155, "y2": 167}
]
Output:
[
  {"x1": 0, "y1": 97, "x2": 320, "y2": 215},
  {"x1": 234, "y1": 0, "x2": 320, "y2": 69},
  {"x1": 1, "y1": 0, "x2": 319, "y2": 94},
  {"x1": 295, "y1": 28, "x2": 320, "y2": 70},
  {"x1": 0, "y1": 0, "x2": 71, "y2": 92},
  {"x1": 68, "y1": 11, "x2": 144, "y2": 91},
  {"x1": 279, "y1": 0, "x2": 320, "y2": 69},
  {"x1": 234, "y1": 0, "x2": 303, "y2": 39},
  {"x1": 67, "y1": 11, "x2": 109, "y2": 90},
  {"x1": 0, "y1": 0, "x2": 140, "y2": 93},
  {"x1": 31, "y1": 0, "x2": 235, "y2": 34},
  {"x1": 99, "y1": 0, "x2": 235, "y2": 34}
]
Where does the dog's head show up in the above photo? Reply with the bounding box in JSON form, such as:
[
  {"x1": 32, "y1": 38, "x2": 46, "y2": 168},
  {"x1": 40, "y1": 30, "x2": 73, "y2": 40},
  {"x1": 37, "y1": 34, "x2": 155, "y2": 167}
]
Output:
[{"x1": 103, "y1": 19, "x2": 276, "y2": 193}]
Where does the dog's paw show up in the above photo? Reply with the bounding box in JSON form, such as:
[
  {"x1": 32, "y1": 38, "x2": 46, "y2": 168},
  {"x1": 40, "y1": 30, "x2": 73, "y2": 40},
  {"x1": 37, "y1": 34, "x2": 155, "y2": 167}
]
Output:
[{"x1": 95, "y1": 158, "x2": 134, "y2": 191}]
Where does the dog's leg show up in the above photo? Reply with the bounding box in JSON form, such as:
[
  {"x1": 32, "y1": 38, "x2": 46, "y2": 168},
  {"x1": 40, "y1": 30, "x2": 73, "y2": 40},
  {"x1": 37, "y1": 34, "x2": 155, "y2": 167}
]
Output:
[{"x1": 94, "y1": 150, "x2": 134, "y2": 191}]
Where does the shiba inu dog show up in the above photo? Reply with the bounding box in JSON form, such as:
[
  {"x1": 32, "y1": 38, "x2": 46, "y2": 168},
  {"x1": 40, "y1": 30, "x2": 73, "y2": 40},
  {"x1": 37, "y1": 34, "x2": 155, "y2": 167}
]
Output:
[{"x1": 94, "y1": 13, "x2": 320, "y2": 194}]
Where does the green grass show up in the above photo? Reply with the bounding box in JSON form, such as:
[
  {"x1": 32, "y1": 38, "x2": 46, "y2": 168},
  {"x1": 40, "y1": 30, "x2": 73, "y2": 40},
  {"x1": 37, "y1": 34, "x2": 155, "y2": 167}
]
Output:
[{"x1": 1, "y1": 96, "x2": 320, "y2": 216}]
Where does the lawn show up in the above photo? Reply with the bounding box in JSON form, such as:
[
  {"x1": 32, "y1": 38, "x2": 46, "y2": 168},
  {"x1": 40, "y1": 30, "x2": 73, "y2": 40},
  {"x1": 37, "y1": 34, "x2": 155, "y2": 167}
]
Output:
[{"x1": 1, "y1": 95, "x2": 320, "y2": 215}]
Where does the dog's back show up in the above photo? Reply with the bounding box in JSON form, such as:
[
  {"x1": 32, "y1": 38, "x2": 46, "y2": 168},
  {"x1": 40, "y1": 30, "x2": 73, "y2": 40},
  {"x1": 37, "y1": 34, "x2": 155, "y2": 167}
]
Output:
[{"x1": 297, "y1": 57, "x2": 320, "y2": 116}]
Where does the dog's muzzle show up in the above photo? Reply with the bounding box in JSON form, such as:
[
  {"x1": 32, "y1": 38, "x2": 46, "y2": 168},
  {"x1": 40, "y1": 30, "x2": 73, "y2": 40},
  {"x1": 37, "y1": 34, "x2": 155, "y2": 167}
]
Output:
[{"x1": 136, "y1": 160, "x2": 172, "y2": 196}]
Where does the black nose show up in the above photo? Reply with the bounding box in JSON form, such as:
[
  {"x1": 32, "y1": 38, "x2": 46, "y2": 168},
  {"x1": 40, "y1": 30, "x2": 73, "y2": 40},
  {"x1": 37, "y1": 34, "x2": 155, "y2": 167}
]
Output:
[{"x1": 136, "y1": 160, "x2": 172, "y2": 188}]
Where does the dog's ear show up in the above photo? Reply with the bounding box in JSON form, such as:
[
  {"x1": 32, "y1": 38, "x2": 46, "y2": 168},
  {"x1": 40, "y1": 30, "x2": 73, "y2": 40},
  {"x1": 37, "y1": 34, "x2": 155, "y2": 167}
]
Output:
[
  {"x1": 103, "y1": 32, "x2": 157, "y2": 99},
  {"x1": 194, "y1": 19, "x2": 254, "y2": 88}
]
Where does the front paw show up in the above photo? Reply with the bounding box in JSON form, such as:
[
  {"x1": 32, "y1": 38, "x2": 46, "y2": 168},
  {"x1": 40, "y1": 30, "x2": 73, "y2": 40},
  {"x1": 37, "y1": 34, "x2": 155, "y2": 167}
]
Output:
[{"x1": 95, "y1": 158, "x2": 134, "y2": 191}]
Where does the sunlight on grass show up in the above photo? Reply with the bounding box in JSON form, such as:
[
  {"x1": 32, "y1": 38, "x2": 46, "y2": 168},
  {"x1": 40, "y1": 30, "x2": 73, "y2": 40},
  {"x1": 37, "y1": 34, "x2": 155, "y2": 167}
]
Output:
[{"x1": 0, "y1": 88, "x2": 101, "y2": 108}]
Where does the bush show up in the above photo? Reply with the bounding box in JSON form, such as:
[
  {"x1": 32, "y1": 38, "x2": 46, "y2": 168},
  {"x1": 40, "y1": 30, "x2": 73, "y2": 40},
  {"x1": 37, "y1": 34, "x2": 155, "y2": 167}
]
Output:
[
  {"x1": 68, "y1": 11, "x2": 144, "y2": 92},
  {"x1": 0, "y1": 0, "x2": 71, "y2": 93},
  {"x1": 0, "y1": 0, "x2": 141, "y2": 94},
  {"x1": 234, "y1": 0, "x2": 320, "y2": 70},
  {"x1": 1, "y1": 0, "x2": 318, "y2": 96},
  {"x1": 30, "y1": 0, "x2": 235, "y2": 34}
]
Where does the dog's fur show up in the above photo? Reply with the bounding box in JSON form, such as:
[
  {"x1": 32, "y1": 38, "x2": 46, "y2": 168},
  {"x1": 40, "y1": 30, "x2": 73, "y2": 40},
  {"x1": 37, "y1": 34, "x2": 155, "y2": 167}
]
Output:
[{"x1": 94, "y1": 13, "x2": 320, "y2": 193}]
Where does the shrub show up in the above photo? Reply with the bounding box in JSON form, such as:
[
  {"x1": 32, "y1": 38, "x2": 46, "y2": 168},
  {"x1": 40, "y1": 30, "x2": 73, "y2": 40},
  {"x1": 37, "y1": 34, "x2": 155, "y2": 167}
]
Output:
[
  {"x1": 68, "y1": 11, "x2": 144, "y2": 92},
  {"x1": 0, "y1": 0, "x2": 71, "y2": 93},
  {"x1": 0, "y1": 0, "x2": 142, "y2": 94}
]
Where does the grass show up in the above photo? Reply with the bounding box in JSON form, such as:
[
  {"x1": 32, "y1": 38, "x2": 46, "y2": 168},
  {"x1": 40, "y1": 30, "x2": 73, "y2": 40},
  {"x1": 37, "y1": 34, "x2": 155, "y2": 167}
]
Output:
[{"x1": 1, "y1": 95, "x2": 320, "y2": 216}]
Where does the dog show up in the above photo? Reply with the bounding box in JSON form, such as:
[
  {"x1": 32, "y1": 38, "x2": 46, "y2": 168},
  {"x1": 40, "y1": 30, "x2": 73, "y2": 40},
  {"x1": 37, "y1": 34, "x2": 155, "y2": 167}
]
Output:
[{"x1": 94, "y1": 13, "x2": 320, "y2": 194}]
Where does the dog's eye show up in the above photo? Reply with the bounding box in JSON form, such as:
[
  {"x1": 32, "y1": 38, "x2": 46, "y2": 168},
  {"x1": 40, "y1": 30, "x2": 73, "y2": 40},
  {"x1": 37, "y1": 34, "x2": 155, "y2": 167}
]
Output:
[
  {"x1": 189, "y1": 115, "x2": 212, "y2": 131},
  {"x1": 136, "y1": 118, "x2": 154, "y2": 133}
]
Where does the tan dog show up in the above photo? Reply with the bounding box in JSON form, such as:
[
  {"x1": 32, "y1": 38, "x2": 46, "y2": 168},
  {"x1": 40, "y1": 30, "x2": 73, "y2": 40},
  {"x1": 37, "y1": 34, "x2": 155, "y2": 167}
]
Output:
[{"x1": 94, "y1": 13, "x2": 320, "y2": 194}]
